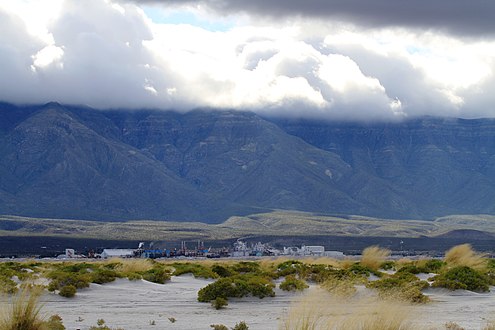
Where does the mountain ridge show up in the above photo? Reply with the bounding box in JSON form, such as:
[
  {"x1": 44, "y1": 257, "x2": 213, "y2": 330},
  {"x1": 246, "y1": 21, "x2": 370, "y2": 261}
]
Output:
[{"x1": 1, "y1": 102, "x2": 494, "y2": 222}]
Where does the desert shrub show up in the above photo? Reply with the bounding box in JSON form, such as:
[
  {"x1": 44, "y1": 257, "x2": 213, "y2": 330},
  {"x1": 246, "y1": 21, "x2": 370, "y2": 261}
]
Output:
[
  {"x1": 198, "y1": 275, "x2": 275, "y2": 302},
  {"x1": 231, "y1": 261, "x2": 262, "y2": 275},
  {"x1": 348, "y1": 263, "x2": 382, "y2": 278},
  {"x1": 210, "y1": 324, "x2": 228, "y2": 330},
  {"x1": 321, "y1": 276, "x2": 357, "y2": 298},
  {"x1": 432, "y1": 266, "x2": 490, "y2": 292},
  {"x1": 198, "y1": 278, "x2": 237, "y2": 302},
  {"x1": 91, "y1": 268, "x2": 119, "y2": 284},
  {"x1": 422, "y1": 259, "x2": 445, "y2": 273},
  {"x1": 396, "y1": 264, "x2": 422, "y2": 274},
  {"x1": 47, "y1": 262, "x2": 94, "y2": 295},
  {"x1": 0, "y1": 276, "x2": 18, "y2": 294},
  {"x1": 380, "y1": 261, "x2": 395, "y2": 271},
  {"x1": 58, "y1": 285, "x2": 77, "y2": 298},
  {"x1": 47, "y1": 272, "x2": 90, "y2": 295},
  {"x1": 279, "y1": 275, "x2": 309, "y2": 292},
  {"x1": 88, "y1": 318, "x2": 124, "y2": 330},
  {"x1": 444, "y1": 321, "x2": 465, "y2": 330},
  {"x1": 126, "y1": 273, "x2": 142, "y2": 281},
  {"x1": 47, "y1": 269, "x2": 91, "y2": 297},
  {"x1": 232, "y1": 321, "x2": 249, "y2": 330},
  {"x1": 276, "y1": 260, "x2": 306, "y2": 277},
  {"x1": 212, "y1": 264, "x2": 234, "y2": 278},
  {"x1": 142, "y1": 266, "x2": 170, "y2": 284},
  {"x1": 0, "y1": 288, "x2": 45, "y2": 330},
  {"x1": 398, "y1": 259, "x2": 445, "y2": 275},
  {"x1": 0, "y1": 262, "x2": 39, "y2": 283},
  {"x1": 444, "y1": 244, "x2": 487, "y2": 270},
  {"x1": 367, "y1": 272, "x2": 430, "y2": 303},
  {"x1": 360, "y1": 246, "x2": 391, "y2": 270},
  {"x1": 45, "y1": 314, "x2": 66, "y2": 330},
  {"x1": 212, "y1": 297, "x2": 228, "y2": 310},
  {"x1": 304, "y1": 264, "x2": 335, "y2": 283},
  {"x1": 172, "y1": 263, "x2": 217, "y2": 279}
]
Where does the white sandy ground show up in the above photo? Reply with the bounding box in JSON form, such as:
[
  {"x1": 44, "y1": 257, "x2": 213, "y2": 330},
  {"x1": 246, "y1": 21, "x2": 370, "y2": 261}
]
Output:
[{"x1": 4, "y1": 275, "x2": 493, "y2": 330}]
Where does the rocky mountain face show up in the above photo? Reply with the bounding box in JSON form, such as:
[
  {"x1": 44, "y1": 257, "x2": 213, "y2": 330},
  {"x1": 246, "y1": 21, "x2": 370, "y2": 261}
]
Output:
[{"x1": 0, "y1": 102, "x2": 494, "y2": 222}]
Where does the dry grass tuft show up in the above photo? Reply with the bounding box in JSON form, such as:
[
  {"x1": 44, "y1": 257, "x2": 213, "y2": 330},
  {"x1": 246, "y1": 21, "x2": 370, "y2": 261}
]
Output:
[
  {"x1": 0, "y1": 287, "x2": 46, "y2": 330},
  {"x1": 444, "y1": 244, "x2": 487, "y2": 270},
  {"x1": 281, "y1": 288, "x2": 418, "y2": 330},
  {"x1": 321, "y1": 277, "x2": 357, "y2": 298},
  {"x1": 280, "y1": 289, "x2": 328, "y2": 330},
  {"x1": 303, "y1": 257, "x2": 342, "y2": 269},
  {"x1": 361, "y1": 246, "x2": 391, "y2": 270},
  {"x1": 339, "y1": 258, "x2": 358, "y2": 270},
  {"x1": 114, "y1": 258, "x2": 154, "y2": 275},
  {"x1": 483, "y1": 320, "x2": 495, "y2": 330}
]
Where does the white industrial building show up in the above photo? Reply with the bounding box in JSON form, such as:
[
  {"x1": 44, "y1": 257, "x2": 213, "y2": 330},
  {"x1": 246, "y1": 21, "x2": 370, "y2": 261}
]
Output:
[{"x1": 100, "y1": 249, "x2": 135, "y2": 259}]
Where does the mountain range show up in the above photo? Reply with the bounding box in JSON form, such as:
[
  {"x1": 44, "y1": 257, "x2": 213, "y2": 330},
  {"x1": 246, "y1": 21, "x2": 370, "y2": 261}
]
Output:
[{"x1": 1, "y1": 102, "x2": 494, "y2": 223}]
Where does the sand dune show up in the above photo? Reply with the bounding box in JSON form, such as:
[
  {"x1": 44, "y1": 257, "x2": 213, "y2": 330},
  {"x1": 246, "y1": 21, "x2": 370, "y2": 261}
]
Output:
[{"x1": 36, "y1": 275, "x2": 495, "y2": 330}]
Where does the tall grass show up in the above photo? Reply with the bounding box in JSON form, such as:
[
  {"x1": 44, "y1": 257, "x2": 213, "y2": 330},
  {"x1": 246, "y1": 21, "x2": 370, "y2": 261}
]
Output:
[
  {"x1": 280, "y1": 288, "x2": 417, "y2": 330},
  {"x1": 360, "y1": 246, "x2": 391, "y2": 270},
  {"x1": 113, "y1": 259, "x2": 154, "y2": 275},
  {"x1": 444, "y1": 244, "x2": 487, "y2": 270},
  {"x1": 0, "y1": 287, "x2": 46, "y2": 330}
]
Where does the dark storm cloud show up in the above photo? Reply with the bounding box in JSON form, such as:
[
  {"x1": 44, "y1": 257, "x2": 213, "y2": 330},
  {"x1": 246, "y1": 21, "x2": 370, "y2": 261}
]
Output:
[{"x1": 134, "y1": 0, "x2": 495, "y2": 37}]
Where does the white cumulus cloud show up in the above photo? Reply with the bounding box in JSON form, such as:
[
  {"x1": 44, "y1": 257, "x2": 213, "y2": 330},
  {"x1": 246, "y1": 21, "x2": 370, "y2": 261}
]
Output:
[{"x1": 0, "y1": 0, "x2": 495, "y2": 120}]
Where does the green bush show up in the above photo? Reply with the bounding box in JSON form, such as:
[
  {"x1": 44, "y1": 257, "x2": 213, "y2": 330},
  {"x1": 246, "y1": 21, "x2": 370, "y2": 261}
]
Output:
[
  {"x1": 276, "y1": 260, "x2": 305, "y2": 277},
  {"x1": 198, "y1": 275, "x2": 275, "y2": 302},
  {"x1": 47, "y1": 262, "x2": 94, "y2": 296},
  {"x1": 232, "y1": 262, "x2": 261, "y2": 274},
  {"x1": 432, "y1": 266, "x2": 490, "y2": 292},
  {"x1": 212, "y1": 264, "x2": 234, "y2": 278},
  {"x1": 91, "y1": 268, "x2": 119, "y2": 284},
  {"x1": 210, "y1": 324, "x2": 228, "y2": 330},
  {"x1": 172, "y1": 263, "x2": 217, "y2": 279},
  {"x1": 422, "y1": 259, "x2": 445, "y2": 273},
  {"x1": 0, "y1": 275, "x2": 19, "y2": 294},
  {"x1": 233, "y1": 321, "x2": 249, "y2": 330},
  {"x1": 367, "y1": 272, "x2": 430, "y2": 303},
  {"x1": 59, "y1": 285, "x2": 77, "y2": 298},
  {"x1": 142, "y1": 266, "x2": 171, "y2": 284},
  {"x1": 397, "y1": 265, "x2": 422, "y2": 275},
  {"x1": 279, "y1": 275, "x2": 309, "y2": 291},
  {"x1": 45, "y1": 314, "x2": 66, "y2": 330},
  {"x1": 380, "y1": 261, "x2": 395, "y2": 271},
  {"x1": 212, "y1": 297, "x2": 228, "y2": 310},
  {"x1": 349, "y1": 263, "x2": 381, "y2": 277}
]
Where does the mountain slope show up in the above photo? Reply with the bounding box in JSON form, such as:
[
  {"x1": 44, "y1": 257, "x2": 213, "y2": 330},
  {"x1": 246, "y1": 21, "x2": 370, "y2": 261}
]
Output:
[
  {"x1": 0, "y1": 104, "x2": 220, "y2": 221},
  {"x1": 1, "y1": 102, "x2": 495, "y2": 222},
  {"x1": 274, "y1": 117, "x2": 495, "y2": 217}
]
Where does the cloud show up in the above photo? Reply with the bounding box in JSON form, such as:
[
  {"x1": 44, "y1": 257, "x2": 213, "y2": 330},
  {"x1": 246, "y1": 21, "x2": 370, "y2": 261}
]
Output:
[
  {"x1": 132, "y1": 0, "x2": 495, "y2": 38},
  {"x1": 0, "y1": 0, "x2": 495, "y2": 120}
]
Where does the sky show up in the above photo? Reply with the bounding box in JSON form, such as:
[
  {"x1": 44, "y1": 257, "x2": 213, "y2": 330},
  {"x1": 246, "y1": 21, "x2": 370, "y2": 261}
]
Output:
[{"x1": 0, "y1": 0, "x2": 494, "y2": 120}]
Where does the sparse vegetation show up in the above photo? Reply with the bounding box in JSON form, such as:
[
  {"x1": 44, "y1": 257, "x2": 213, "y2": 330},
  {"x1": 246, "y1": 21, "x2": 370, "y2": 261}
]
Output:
[
  {"x1": 212, "y1": 297, "x2": 228, "y2": 310},
  {"x1": 367, "y1": 271, "x2": 430, "y2": 303},
  {"x1": 88, "y1": 318, "x2": 124, "y2": 330},
  {"x1": 279, "y1": 275, "x2": 309, "y2": 292},
  {"x1": 232, "y1": 321, "x2": 249, "y2": 330},
  {"x1": 0, "y1": 246, "x2": 493, "y2": 329},
  {"x1": 210, "y1": 324, "x2": 228, "y2": 330}
]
